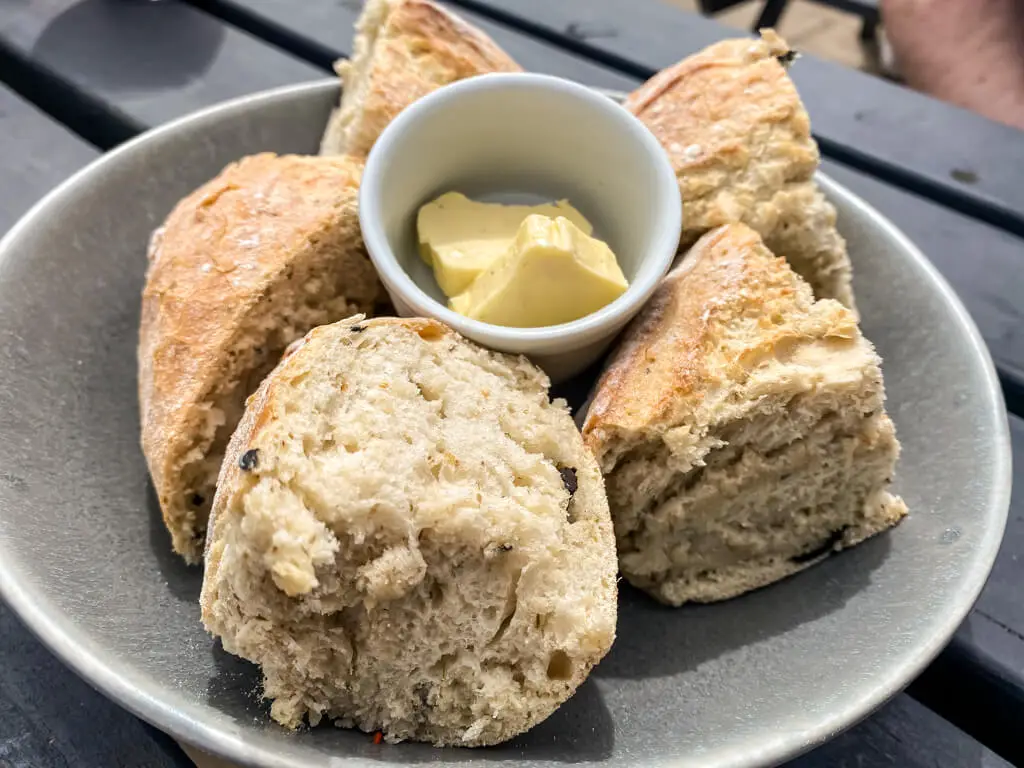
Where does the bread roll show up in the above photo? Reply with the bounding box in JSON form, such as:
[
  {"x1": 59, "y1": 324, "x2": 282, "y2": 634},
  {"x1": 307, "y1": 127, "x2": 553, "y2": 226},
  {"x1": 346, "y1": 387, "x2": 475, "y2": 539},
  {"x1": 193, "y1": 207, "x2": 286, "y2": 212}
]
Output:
[
  {"x1": 201, "y1": 316, "x2": 617, "y2": 745},
  {"x1": 625, "y1": 31, "x2": 857, "y2": 311},
  {"x1": 320, "y1": 0, "x2": 521, "y2": 156},
  {"x1": 139, "y1": 154, "x2": 383, "y2": 562},
  {"x1": 582, "y1": 224, "x2": 905, "y2": 606}
]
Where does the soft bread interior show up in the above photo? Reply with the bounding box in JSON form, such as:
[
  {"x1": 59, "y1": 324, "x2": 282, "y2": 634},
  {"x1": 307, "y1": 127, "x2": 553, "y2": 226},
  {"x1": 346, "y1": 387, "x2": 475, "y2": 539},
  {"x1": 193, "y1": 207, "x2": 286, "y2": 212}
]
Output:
[
  {"x1": 203, "y1": 320, "x2": 616, "y2": 745},
  {"x1": 320, "y1": 0, "x2": 393, "y2": 155},
  {"x1": 763, "y1": 182, "x2": 852, "y2": 308}
]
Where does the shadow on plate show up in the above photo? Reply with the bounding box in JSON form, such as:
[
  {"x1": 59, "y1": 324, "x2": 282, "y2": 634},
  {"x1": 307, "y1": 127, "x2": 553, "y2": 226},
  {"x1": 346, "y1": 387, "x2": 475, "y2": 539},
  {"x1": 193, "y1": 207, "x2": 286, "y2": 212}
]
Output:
[
  {"x1": 205, "y1": 637, "x2": 614, "y2": 763},
  {"x1": 552, "y1": 357, "x2": 605, "y2": 416},
  {"x1": 206, "y1": 641, "x2": 271, "y2": 723},
  {"x1": 598, "y1": 534, "x2": 893, "y2": 680},
  {"x1": 146, "y1": 480, "x2": 203, "y2": 603},
  {"x1": 32, "y1": 0, "x2": 224, "y2": 93}
]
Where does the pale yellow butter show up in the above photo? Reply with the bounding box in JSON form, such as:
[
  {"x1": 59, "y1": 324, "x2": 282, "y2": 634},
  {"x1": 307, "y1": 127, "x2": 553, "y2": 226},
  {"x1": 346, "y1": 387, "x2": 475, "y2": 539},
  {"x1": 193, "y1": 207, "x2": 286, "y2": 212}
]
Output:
[
  {"x1": 417, "y1": 192, "x2": 592, "y2": 296},
  {"x1": 449, "y1": 214, "x2": 629, "y2": 328}
]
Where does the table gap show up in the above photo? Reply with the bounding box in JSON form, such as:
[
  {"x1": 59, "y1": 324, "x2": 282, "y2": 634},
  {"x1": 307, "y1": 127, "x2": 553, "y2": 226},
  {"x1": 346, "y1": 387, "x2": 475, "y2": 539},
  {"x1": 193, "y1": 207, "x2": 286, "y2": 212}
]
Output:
[
  {"x1": 817, "y1": 136, "x2": 1024, "y2": 240},
  {"x1": 909, "y1": 614, "x2": 1024, "y2": 766},
  {"x1": 184, "y1": 0, "x2": 337, "y2": 72},
  {"x1": 446, "y1": 0, "x2": 650, "y2": 77},
  {"x1": 0, "y1": 40, "x2": 141, "y2": 150},
  {"x1": 999, "y1": 370, "x2": 1024, "y2": 420}
]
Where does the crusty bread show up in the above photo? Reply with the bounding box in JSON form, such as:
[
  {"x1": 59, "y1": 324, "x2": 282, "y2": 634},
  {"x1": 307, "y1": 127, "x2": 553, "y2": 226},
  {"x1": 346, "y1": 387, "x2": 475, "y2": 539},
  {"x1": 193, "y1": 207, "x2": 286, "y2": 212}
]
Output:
[
  {"x1": 138, "y1": 153, "x2": 384, "y2": 562},
  {"x1": 625, "y1": 31, "x2": 857, "y2": 311},
  {"x1": 582, "y1": 223, "x2": 905, "y2": 606},
  {"x1": 320, "y1": 0, "x2": 521, "y2": 156},
  {"x1": 201, "y1": 316, "x2": 617, "y2": 745}
]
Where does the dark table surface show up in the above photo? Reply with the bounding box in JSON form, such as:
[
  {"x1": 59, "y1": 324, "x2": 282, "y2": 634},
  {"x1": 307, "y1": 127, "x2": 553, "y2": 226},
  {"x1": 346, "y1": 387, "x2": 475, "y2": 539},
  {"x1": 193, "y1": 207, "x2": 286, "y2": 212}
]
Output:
[{"x1": 0, "y1": 1, "x2": 1022, "y2": 766}]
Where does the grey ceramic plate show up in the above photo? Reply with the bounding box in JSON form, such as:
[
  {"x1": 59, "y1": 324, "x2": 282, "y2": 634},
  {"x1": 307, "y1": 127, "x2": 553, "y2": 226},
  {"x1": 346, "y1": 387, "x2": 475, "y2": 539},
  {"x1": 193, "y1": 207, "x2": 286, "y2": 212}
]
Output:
[{"x1": 0, "y1": 80, "x2": 1011, "y2": 768}]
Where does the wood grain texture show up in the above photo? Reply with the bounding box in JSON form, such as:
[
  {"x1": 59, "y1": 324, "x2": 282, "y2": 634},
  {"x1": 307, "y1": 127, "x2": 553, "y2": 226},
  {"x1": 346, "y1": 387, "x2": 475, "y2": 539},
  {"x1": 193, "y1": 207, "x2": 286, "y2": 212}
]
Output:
[
  {"x1": 186, "y1": 0, "x2": 639, "y2": 91},
  {"x1": 0, "y1": 0, "x2": 322, "y2": 142},
  {"x1": 0, "y1": 606, "x2": 191, "y2": 768},
  {"x1": 444, "y1": 0, "x2": 1024, "y2": 235}
]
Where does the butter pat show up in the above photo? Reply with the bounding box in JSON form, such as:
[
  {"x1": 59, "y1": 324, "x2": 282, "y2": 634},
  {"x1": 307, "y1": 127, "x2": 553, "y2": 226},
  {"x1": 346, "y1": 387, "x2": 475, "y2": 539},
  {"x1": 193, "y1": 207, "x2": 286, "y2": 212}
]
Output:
[
  {"x1": 417, "y1": 192, "x2": 592, "y2": 296},
  {"x1": 450, "y1": 215, "x2": 629, "y2": 328}
]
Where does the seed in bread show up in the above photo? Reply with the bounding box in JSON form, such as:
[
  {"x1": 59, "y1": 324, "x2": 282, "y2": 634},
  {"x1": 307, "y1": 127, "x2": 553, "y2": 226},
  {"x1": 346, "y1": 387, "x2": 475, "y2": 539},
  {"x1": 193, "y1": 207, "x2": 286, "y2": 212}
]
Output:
[
  {"x1": 625, "y1": 31, "x2": 857, "y2": 311},
  {"x1": 201, "y1": 316, "x2": 618, "y2": 746},
  {"x1": 138, "y1": 153, "x2": 383, "y2": 562},
  {"x1": 320, "y1": 0, "x2": 521, "y2": 156},
  {"x1": 582, "y1": 223, "x2": 906, "y2": 606}
]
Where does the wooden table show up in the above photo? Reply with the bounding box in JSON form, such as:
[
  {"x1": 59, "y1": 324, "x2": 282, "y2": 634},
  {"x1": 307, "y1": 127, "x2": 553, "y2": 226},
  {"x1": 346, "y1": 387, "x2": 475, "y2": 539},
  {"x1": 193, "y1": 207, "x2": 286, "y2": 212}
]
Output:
[{"x1": 0, "y1": 1, "x2": 1022, "y2": 766}]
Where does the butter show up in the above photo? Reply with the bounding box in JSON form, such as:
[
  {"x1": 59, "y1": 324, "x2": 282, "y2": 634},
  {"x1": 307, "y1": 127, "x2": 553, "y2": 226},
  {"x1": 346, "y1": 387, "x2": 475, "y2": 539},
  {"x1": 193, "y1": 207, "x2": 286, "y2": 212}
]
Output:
[
  {"x1": 449, "y1": 215, "x2": 629, "y2": 328},
  {"x1": 417, "y1": 192, "x2": 592, "y2": 296}
]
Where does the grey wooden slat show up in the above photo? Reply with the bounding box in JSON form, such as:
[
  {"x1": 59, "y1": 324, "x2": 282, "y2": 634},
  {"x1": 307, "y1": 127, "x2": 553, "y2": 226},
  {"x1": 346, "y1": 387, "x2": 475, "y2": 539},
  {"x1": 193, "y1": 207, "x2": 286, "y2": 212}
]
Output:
[
  {"x1": 909, "y1": 413, "x2": 1024, "y2": 765},
  {"x1": 0, "y1": 84, "x2": 98, "y2": 233},
  {"x1": 0, "y1": 0, "x2": 323, "y2": 139},
  {"x1": 820, "y1": 160, "x2": 1024, "y2": 393},
  {"x1": 444, "y1": 4, "x2": 637, "y2": 90},
  {"x1": 785, "y1": 694, "x2": 1011, "y2": 767},
  {"x1": 965, "y1": 414, "x2": 1024, "y2": 641},
  {"x1": 186, "y1": 0, "x2": 638, "y2": 91},
  {"x1": 444, "y1": 0, "x2": 1024, "y2": 237}
]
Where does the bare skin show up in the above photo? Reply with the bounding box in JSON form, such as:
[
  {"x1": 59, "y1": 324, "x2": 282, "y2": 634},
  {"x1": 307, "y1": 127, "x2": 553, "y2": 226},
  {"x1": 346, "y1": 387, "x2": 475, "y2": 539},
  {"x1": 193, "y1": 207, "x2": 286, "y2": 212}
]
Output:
[{"x1": 882, "y1": 0, "x2": 1024, "y2": 130}]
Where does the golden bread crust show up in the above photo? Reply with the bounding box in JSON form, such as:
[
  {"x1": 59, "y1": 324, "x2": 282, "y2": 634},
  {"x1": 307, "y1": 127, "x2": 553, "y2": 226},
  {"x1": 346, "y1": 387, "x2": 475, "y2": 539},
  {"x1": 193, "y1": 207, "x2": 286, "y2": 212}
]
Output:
[
  {"x1": 582, "y1": 223, "x2": 857, "y2": 463},
  {"x1": 625, "y1": 32, "x2": 855, "y2": 309},
  {"x1": 625, "y1": 32, "x2": 817, "y2": 234}
]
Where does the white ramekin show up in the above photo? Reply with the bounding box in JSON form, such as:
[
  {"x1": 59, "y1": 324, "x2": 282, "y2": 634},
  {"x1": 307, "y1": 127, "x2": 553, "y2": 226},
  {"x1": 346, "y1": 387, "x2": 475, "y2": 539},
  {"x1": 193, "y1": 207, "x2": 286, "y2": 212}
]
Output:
[{"x1": 359, "y1": 72, "x2": 682, "y2": 382}]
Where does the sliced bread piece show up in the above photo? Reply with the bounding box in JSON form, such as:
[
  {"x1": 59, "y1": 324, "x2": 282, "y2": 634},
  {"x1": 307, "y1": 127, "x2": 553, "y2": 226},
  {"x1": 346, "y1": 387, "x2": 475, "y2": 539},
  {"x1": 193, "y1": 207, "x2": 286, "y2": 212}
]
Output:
[
  {"x1": 625, "y1": 30, "x2": 857, "y2": 311},
  {"x1": 201, "y1": 316, "x2": 618, "y2": 745},
  {"x1": 138, "y1": 153, "x2": 383, "y2": 562},
  {"x1": 582, "y1": 223, "x2": 905, "y2": 606},
  {"x1": 319, "y1": 0, "x2": 521, "y2": 156}
]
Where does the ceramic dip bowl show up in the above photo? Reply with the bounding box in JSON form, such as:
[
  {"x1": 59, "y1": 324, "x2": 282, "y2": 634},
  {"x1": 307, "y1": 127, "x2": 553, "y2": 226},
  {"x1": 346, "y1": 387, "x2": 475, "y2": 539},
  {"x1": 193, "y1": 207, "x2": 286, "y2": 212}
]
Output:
[{"x1": 358, "y1": 72, "x2": 682, "y2": 381}]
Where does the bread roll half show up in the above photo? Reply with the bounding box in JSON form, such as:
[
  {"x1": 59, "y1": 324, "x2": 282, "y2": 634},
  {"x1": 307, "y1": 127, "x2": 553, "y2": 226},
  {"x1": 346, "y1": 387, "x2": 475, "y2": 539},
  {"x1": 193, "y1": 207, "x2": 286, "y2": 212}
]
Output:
[
  {"x1": 582, "y1": 224, "x2": 905, "y2": 606},
  {"x1": 201, "y1": 316, "x2": 617, "y2": 745},
  {"x1": 139, "y1": 154, "x2": 383, "y2": 562},
  {"x1": 625, "y1": 31, "x2": 857, "y2": 311}
]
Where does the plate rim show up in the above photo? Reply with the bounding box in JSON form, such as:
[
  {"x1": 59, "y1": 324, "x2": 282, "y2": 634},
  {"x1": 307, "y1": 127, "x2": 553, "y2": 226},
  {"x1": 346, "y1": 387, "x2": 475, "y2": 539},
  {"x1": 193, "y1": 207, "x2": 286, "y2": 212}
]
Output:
[{"x1": 0, "y1": 78, "x2": 1012, "y2": 768}]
